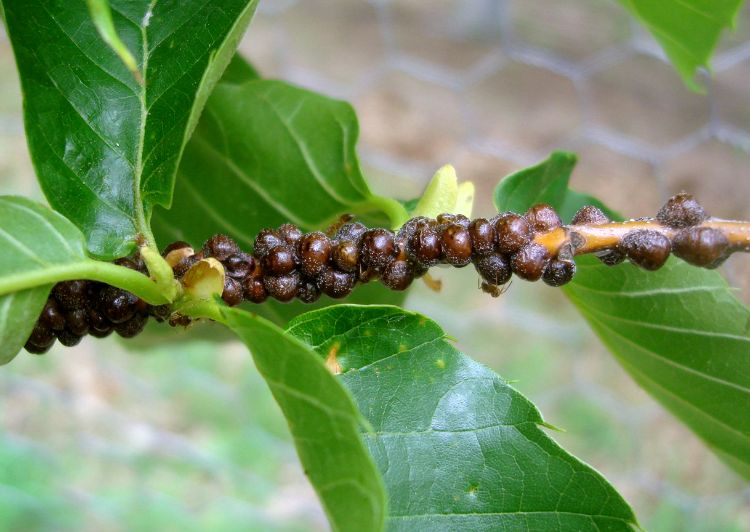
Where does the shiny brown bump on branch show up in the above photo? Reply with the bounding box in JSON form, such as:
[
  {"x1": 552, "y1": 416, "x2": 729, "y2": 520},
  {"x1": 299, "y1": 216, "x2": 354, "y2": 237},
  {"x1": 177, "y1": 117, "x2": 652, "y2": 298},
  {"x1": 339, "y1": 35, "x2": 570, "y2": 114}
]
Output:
[
  {"x1": 23, "y1": 193, "x2": 750, "y2": 354},
  {"x1": 23, "y1": 253, "x2": 161, "y2": 354}
]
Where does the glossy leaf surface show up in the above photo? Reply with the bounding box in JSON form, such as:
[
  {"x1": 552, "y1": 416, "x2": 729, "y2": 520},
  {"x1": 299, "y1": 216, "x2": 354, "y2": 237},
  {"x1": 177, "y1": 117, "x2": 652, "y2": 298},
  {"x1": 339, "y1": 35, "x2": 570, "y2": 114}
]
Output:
[
  {"x1": 493, "y1": 151, "x2": 617, "y2": 222},
  {"x1": 0, "y1": 196, "x2": 89, "y2": 364},
  {"x1": 4, "y1": 0, "x2": 258, "y2": 258},
  {"x1": 495, "y1": 152, "x2": 750, "y2": 479},
  {"x1": 0, "y1": 195, "x2": 174, "y2": 364},
  {"x1": 0, "y1": 289, "x2": 51, "y2": 366},
  {"x1": 152, "y1": 77, "x2": 407, "y2": 250},
  {"x1": 152, "y1": 63, "x2": 408, "y2": 324},
  {"x1": 219, "y1": 306, "x2": 387, "y2": 532},
  {"x1": 288, "y1": 305, "x2": 638, "y2": 530},
  {"x1": 85, "y1": 0, "x2": 140, "y2": 81},
  {"x1": 619, "y1": 0, "x2": 742, "y2": 91}
]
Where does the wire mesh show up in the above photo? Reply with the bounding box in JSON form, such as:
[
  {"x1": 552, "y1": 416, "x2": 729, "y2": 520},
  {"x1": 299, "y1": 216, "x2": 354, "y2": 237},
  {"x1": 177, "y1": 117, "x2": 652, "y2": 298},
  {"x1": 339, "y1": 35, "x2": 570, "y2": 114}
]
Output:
[{"x1": 1, "y1": 1, "x2": 749, "y2": 530}]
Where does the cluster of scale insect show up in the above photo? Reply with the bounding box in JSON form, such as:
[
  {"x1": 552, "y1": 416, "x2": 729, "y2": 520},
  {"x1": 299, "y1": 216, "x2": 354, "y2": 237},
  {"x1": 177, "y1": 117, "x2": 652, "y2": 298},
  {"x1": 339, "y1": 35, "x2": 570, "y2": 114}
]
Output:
[
  {"x1": 23, "y1": 193, "x2": 740, "y2": 353},
  {"x1": 173, "y1": 205, "x2": 581, "y2": 309},
  {"x1": 582, "y1": 193, "x2": 732, "y2": 270},
  {"x1": 24, "y1": 256, "x2": 170, "y2": 354}
]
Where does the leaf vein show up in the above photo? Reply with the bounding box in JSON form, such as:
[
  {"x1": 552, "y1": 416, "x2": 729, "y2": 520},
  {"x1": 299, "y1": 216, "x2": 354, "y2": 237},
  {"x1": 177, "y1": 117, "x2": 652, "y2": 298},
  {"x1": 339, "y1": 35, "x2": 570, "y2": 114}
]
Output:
[
  {"x1": 575, "y1": 303, "x2": 750, "y2": 395},
  {"x1": 189, "y1": 133, "x2": 311, "y2": 227},
  {"x1": 252, "y1": 88, "x2": 361, "y2": 206}
]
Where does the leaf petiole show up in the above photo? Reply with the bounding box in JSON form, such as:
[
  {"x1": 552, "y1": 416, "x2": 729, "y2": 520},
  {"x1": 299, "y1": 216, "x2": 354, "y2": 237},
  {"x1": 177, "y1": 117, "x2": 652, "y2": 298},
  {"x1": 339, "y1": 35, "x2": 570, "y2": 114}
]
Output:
[
  {"x1": 140, "y1": 245, "x2": 181, "y2": 301},
  {"x1": 177, "y1": 297, "x2": 225, "y2": 323},
  {"x1": 0, "y1": 260, "x2": 170, "y2": 305},
  {"x1": 360, "y1": 195, "x2": 410, "y2": 230}
]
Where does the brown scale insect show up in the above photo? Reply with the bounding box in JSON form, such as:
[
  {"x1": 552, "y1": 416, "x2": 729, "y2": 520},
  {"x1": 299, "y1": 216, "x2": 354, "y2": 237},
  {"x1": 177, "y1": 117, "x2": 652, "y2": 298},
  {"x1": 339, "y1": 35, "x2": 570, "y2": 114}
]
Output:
[
  {"x1": 22, "y1": 193, "x2": 750, "y2": 354},
  {"x1": 571, "y1": 205, "x2": 610, "y2": 225},
  {"x1": 222, "y1": 277, "x2": 244, "y2": 306},
  {"x1": 656, "y1": 193, "x2": 706, "y2": 229},
  {"x1": 525, "y1": 204, "x2": 562, "y2": 233},
  {"x1": 494, "y1": 213, "x2": 532, "y2": 254},
  {"x1": 381, "y1": 260, "x2": 414, "y2": 291},
  {"x1": 318, "y1": 267, "x2": 355, "y2": 299},
  {"x1": 412, "y1": 226, "x2": 441, "y2": 267},
  {"x1": 203, "y1": 234, "x2": 240, "y2": 261},
  {"x1": 333, "y1": 240, "x2": 359, "y2": 273},
  {"x1": 511, "y1": 243, "x2": 550, "y2": 281},
  {"x1": 474, "y1": 253, "x2": 511, "y2": 286},
  {"x1": 542, "y1": 259, "x2": 576, "y2": 287},
  {"x1": 263, "y1": 244, "x2": 297, "y2": 276},
  {"x1": 468, "y1": 218, "x2": 496, "y2": 256},
  {"x1": 298, "y1": 232, "x2": 331, "y2": 278},
  {"x1": 253, "y1": 229, "x2": 284, "y2": 258},
  {"x1": 620, "y1": 230, "x2": 672, "y2": 271},
  {"x1": 360, "y1": 228, "x2": 395, "y2": 270},
  {"x1": 672, "y1": 227, "x2": 729, "y2": 268},
  {"x1": 441, "y1": 223, "x2": 473, "y2": 267},
  {"x1": 224, "y1": 253, "x2": 255, "y2": 279},
  {"x1": 264, "y1": 272, "x2": 301, "y2": 302}
]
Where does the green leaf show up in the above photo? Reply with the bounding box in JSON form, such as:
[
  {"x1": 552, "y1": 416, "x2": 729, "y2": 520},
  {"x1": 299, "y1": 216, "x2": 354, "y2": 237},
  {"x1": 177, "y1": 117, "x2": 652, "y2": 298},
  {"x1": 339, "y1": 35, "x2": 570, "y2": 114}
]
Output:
[
  {"x1": 0, "y1": 289, "x2": 51, "y2": 366},
  {"x1": 566, "y1": 257, "x2": 750, "y2": 479},
  {"x1": 0, "y1": 196, "x2": 86, "y2": 364},
  {"x1": 0, "y1": 196, "x2": 168, "y2": 304},
  {"x1": 0, "y1": 197, "x2": 91, "y2": 282},
  {"x1": 493, "y1": 153, "x2": 750, "y2": 479},
  {"x1": 151, "y1": 77, "x2": 408, "y2": 251},
  {"x1": 287, "y1": 305, "x2": 638, "y2": 530},
  {"x1": 220, "y1": 52, "x2": 261, "y2": 84},
  {"x1": 618, "y1": 0, "x2": 743, "y2": 91},
  {"x1": 218, "y1": 306, "x2": 387, "y2": 532},
  {"x1": 151, "y1": 68, "x2": 410, "y2": 325},
  {"x1": 411, "y1": 164, "x2": 459, "y2": 219},
  {"x1": 254, "y1": 282, "x2": 407, "y2": 328},
  {"x1": 85, "y1": 0, "x2": 141, "y2": 83},
  {"x1": 0, "y1": 195, "x2": 171, "y2": 365},
  {"x1": 493, "y1": 150, "x2": 618, "y2": 222},
  {"x1": 3, "y1": 0, "x2": 259, "y2": 259}
]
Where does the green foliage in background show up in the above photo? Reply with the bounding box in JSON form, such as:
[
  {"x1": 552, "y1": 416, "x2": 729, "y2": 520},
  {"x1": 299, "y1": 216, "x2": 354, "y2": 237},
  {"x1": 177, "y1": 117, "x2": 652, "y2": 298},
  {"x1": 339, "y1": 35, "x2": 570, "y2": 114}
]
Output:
[
  {"x1": 0, "y1": 1, "x2": 748, "y2": 531},
  {"x1": 618, "y1": 0, "x2": 743, "y2": 91},
  {"x1": 152, "y1": 55, "x2": 408, "y2": 326},
  {"x1": 288, "y1": 306, "x2": 637, "y2": 530},
  {"x1": 220, "y1": 306, "x2": 387, "y2": 532},
  {"x1": 495, "y1": 151, "x2": 750, "y2": 480},
  {"x1": 3, "y1": 0, "x2": 259, "y2": 258}
]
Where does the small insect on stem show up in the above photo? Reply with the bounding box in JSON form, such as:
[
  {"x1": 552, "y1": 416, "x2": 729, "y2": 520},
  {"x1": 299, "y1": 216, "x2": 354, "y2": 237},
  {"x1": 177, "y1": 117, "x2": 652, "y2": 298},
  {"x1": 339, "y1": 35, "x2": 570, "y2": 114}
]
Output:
[
  {"x1": 22, "y1": 193, "x2": 750, "y2": 354},
  {"x1": 481, "y1": 280, "x2": 512, "y2": 298},
  {"x1": 422, "y1": 273, "x2": 443, "y2": 293},
  {"x1": 326, "y1": 213, "x2": 355, "y2": 237}
]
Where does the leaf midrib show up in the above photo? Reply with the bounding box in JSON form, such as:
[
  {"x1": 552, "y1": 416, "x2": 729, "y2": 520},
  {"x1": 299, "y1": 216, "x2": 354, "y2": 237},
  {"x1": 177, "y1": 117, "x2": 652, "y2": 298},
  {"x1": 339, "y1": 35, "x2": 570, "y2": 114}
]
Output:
[
  {"x1": 568, "y1": 281, "x2": 728, "y2": 299},
  {"x1": 617, "y1": 351, "x2": 750, "y2": 451},
  {"x1": 265, "y1": 377, "x2": 362, "y2": 422},
  {"x1": 578, "y1": 299, "x2": 750, "y2": 345},
  {"x1": 252, "y1": 86, "x2": 361, "y2": 207},
  {"x1": 388, "y1": 510, "x2": 631, "y2": 521},
  {"x1": 132, "y1": 0, "x2": 158, "y2": 248},
  {"x1": 189, "y1": 124, "x2": 310, "y2": 227},
  {"x1": 363, "y1": 419, "x2": 537, "y2": 437},
  {"x1": 568, "y1": 292, "x2": 750, "y2": 395}
]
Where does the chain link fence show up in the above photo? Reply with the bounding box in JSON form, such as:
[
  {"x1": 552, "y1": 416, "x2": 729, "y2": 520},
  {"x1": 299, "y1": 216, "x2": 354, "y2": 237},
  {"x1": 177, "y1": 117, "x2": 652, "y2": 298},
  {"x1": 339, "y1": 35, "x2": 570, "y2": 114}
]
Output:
[{"x1": 1, "y1": 1, "x2": 749, "y2": 530}]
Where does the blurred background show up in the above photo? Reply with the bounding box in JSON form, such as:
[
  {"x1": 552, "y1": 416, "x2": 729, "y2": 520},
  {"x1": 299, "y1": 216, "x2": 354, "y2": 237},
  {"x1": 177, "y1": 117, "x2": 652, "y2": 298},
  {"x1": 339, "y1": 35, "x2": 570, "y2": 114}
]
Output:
[{"x1": 2, "y1": 0, "x2": 750, "y2": 530}]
